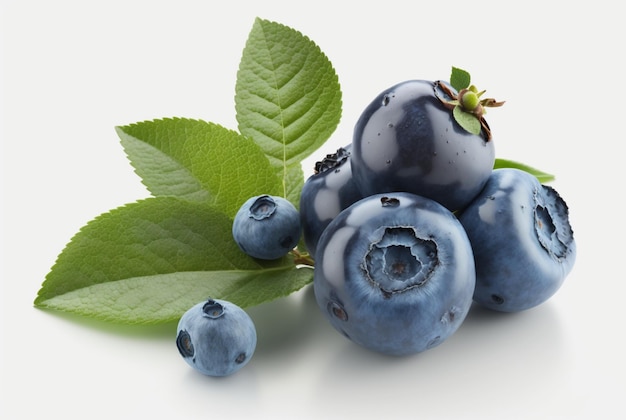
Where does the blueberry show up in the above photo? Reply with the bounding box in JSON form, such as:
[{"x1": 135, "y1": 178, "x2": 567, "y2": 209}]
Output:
[
  {"x1": 232, "y1": 194, "x2": 301, "y2": 260},
  {"x1": 176, "y1": 298, "x2": 257, "y2": 376},
  {"x1": 458, "y1": 168, "x2": 576, "y2": 312},
  {"x1": 299, "y1": 145, "x2": 363, "y2": 256},
  {"x1": 351, "y1": 79, "x2": 495, "y2": 211},
  {"x1": 313, "y1": 192, "x2": 476, "y2": 356}
]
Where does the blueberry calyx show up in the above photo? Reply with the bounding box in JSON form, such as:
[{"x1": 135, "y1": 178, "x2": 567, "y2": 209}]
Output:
[
  {"x1": 202, "y1": 299, "x2": 225, "y2": 319},
  {"x1": 432, "y1": 67, "x2": 505, "y2": 140},
  {"x1": 491, "y1": 294, "x2": 505, "y2": 305},
  {"x1": 314, "y1": 146, "x2": 351, "y2": 174},
  {"x1": 380, "y1": 196, "x2": 400, "y2": 208},
  {"x1": 248, "y1": 195, "x2": 277, "y2": 220},
  {"x1": 234, "y1": 353, "x2": 247, "y2": 364},
  {"x1": 327, "y1": 301, "x2": 348, "y2": 321},
  {"x1": 176, "y1": 330, "x2": 195, "y2": 358},
  {"x1": 459, "y1": 89, "x2": 480, "y2": 112},
  {"x1": 435, "y1": 81, "x2": 503, "y2": 141},
  {"x1": 364, "y1": 227, "x2": 439, "y2": 296},
  {"x1": 534, "y1": 185, "x2": 574, "y2": 261}
]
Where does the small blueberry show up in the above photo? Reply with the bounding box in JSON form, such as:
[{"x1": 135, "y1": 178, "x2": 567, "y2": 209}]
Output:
[
  {"x1": 176, "y1": 298, "x2": 257, "y2": 377},
  {"x1": 232, "y1": 195, "x2": 301, "y2": 260}
]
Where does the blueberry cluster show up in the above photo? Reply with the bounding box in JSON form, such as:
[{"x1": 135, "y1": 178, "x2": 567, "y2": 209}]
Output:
[
  {"x1": 176, "y1": 77, "x2": 577, "y2": 374},
  {"x1": 304, "y1": 79, "x2": 576, "y2": 356}
]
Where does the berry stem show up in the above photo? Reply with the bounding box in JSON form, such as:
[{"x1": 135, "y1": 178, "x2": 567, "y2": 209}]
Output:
[{"x1": 291, "y1": 248, "x2": 315, "y2": 267}]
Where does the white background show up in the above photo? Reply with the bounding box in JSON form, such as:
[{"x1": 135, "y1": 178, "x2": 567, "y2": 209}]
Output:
[{"x1": 2, "y1": 1, "x2": 624, "y2": 419}]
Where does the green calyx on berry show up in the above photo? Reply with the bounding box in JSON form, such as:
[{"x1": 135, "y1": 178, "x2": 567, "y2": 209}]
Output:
[{"x1": 435, "y1": 66, "x2": 505, "y2": 141}]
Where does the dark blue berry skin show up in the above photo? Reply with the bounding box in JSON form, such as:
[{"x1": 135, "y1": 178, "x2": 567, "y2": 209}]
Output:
[
  {"x1": 313, "y1": 192, "x2": 476, "y2": 356},
  {"x1": 299, "y1": 145, "x2": 363, "y2": 257},
  {"x1": 232, "y1": 195, "x2": 301, "y2": 260},
  {"x1": 176, "y1": 298, "x2": 257, "y2": 377},
  {"x1": 351, "y1": 80, "x2": 495, "y2": 212},
  {"x1": 458, "y1": 169, "x2": 576, "y2": 312}
]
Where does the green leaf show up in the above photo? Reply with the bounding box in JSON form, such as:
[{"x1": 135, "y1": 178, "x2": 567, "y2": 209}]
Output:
[
  {"x1": 453, "y1": 106, "x2": 481, "y2": 135},
  {"x1": 37, "y1": 267, "x2": 313, "y2": 325},
  {"x1": 285, "y1": 163, "x2": 305, "y2": 209},
  {"x1": 494, "y1": 158, "x2": 556, "y2": 183},
  {"x1": 235, "y1": 17, "x2": 342, "y2": 199},
  {"x1": 450, "y1": 66, "x2": 471, "y2": 91},
  {"x1": 116, "y1": 118, "x2": 281, "y2": 217},
  {"x1": 34, "y1": 197, "x2": 312, "y2": 324}
]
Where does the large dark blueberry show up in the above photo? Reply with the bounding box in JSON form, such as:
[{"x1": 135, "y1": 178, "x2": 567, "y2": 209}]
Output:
[
  {"x1": 313, "y1": 192, "x2": 476, "y2": 356},
  {"x1": 458, "y1": 168, "x2": 576, "y2": 312},
  {"x1": 299, "y1": 144, "x2": 363, "y2": 256},
  {"x1": 351, "y1": 80, "x2": 495, "y2": 211}
]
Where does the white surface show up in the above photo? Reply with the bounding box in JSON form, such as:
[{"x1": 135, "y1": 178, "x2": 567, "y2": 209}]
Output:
[{"x1": 2, "y1": 1, "x2": 624, "y2": 419}]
